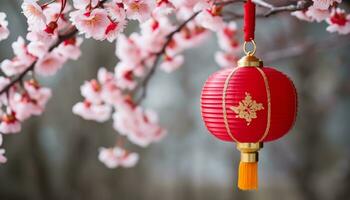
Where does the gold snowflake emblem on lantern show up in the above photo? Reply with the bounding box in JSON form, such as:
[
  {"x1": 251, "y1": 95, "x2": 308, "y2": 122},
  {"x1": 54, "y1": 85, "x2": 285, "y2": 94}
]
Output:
[{"x1": 230, "y1": 92, "x2": 264, "y2": 126}]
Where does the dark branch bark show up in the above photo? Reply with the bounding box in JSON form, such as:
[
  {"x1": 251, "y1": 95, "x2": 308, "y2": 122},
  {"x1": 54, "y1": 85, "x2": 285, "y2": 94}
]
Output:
[{"x1": 257, "y1": 0, "x2": 313, "y2": 17}]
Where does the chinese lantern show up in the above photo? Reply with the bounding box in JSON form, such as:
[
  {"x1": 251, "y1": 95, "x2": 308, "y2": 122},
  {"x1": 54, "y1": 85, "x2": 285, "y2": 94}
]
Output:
[{"x1": 200, "y1": 0, "x2": 298, "y2": 190}]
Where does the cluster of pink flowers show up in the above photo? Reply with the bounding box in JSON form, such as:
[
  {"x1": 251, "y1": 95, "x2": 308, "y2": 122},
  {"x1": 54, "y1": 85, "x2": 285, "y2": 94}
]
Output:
[
  {"x1": 0, "y1": 0, "x2": 348, "y2": 167},
  {"x1": 292, "y1": 0, "x2": 350, "y2": 34},
  {"x1": 98, "y1": 146, "x2": 139, "y2": 168},
  {"x1": 0, "y1": 78, "x2": 52, "y2": 162},
  {"x1": 215, "y1": 22, "x2": 241, "y2": 68},
  {"x1": 0, "y1": 0, "x2": 83, "y2": 163},
  {"x1": 73, "y1": 0, "x2": 215, "y2": 167},
  {"x1": 0, "y1": 78, "x2": 51, "y2": 132}
]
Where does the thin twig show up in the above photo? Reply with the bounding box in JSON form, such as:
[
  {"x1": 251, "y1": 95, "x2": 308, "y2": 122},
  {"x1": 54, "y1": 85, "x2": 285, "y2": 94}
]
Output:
[
  {"x1": 223, "y1": 0, "x2": 313, "y2": 20},
  {"x1": 253, "y1": 0, "x2": 313, "y2": 17},
  {"x1": 134, "y1": 12, "x2": 200, "y2": 104},
  {"x1": 262, "y1": 35, "x2": 350, "y2": 63}
]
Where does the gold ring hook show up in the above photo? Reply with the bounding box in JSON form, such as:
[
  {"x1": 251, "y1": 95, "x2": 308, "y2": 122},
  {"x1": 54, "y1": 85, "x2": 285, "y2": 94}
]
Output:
[{"x1": 243, "y1": 40, "x2": 257, "y2": 56}]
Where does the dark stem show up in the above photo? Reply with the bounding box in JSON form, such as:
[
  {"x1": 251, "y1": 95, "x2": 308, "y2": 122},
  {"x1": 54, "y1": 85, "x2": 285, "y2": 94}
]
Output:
[
  {"x1": 134, "y1": 11, "x2": 200, "y2": 104},
  {"x1": 261, "y1": 0, "x2": 313, "y2": 17}
]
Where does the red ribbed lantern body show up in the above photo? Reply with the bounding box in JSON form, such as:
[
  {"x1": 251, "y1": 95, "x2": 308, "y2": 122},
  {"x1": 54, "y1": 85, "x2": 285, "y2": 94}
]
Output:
[{"x1": 201, "y1": 66, "x2": 297, "y2": 143}]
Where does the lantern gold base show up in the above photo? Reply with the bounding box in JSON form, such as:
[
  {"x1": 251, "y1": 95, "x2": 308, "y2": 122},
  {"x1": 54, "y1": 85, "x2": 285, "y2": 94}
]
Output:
[{"x1": 236, "y1": 143, "x2": 263, "y2": 163}]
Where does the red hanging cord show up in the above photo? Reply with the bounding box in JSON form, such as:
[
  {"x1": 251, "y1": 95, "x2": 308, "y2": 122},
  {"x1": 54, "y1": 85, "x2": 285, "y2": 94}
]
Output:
[{"x1": 244, "y1": 0, "x2": 256, "y2": 42}]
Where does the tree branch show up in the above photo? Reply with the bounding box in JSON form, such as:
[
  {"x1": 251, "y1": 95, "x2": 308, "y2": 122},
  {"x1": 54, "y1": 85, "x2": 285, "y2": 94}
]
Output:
[
  {"x1": 255, "y1": 0, "x2": 313, "y2": 17},
  {"x1": 222, "y1": 0, "x2": 313, "y2": 19},
  {"x1": 134, "y1": 12, "x2": 200, "y2": 104},
  {"x1": 0, "y1": 0, "x2": 108, "y2": 96}
]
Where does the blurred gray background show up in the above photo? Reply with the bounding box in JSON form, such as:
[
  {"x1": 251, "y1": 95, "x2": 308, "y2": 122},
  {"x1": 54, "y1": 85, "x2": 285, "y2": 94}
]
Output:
[{"x1": 0, "y1": 1, "x2": 350, "y2": 200}]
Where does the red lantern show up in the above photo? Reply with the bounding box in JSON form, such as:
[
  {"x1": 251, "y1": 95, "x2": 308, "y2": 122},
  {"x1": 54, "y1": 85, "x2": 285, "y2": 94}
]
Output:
[{"x1": 200, "y1": 54, "x2": 297, "y2": 190}]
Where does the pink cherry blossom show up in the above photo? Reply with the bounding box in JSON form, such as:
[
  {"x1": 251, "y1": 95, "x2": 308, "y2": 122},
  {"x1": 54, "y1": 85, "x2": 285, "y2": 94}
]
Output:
[
  {"x1": 1, "y1": 59, "x2": 30, "y2": 77},
  {"x1": 98, "y1": 147, "x2": 139, "y2": 168},
  {"x1": 98, "y1": 68, "x2": 123, "y2": 106},
  {"x1": 27, "y1": 41, "x2": 50, "y2": 58},
  {"x1": 72, "y1": 0, "x2": 99, "y2": 10},
  {"x1": 326, "y1": 8, "x2": 350, "y2": 34},
  {"x1": 172, "y1": 0, "x2": 202, "y2": 10},
  {"x1": 10, "y1": 93, "x2": 42, "y2": 121},
  {"x1": 312, "y1": 0, "x2": 342, "y2": 10},
  {"x1": 174, "y1": 22, "x2": 211, "y2": 49},
  {"x1": 115, "y1": 34, "x2": 142, "y2": 65},
  {"x1": 0, "y1": 112, "x2": 21, "y2": 134},
  {"x1": 105, "y1": 20, "x2": 127, "y2": 42},
  {"x1": 9, "y1": 80, "x2": 51, "y2": 121},
  {"x1": 70, "y1": 8, "x2": 110, "y2": 40},
  {"x1": 72, "y1": 101, "x2": 112, "y2": 122},
  {"x1": 21, "y1": 0, "x2": 47, "y2": 31},
  {"x1": 291, "y1": 10, "x2": 314, "y2": 22},
  {"x1": 98, "y1": 67, "x2": 115, "y2": 84},
  {"x1": 81, "y1": 79, "x2": 103, "y2": 104},
  {"x1": 113, "y1": 106, "x2": 166, "y2": 147},
  {"x1": 104, "y1": 1, "x2": 127, "y2": 21},
  {"x1": 101, "y1": 82, "x2": 123, "y2": 106},
  {"x1": 195, "y1": 5, "x2": 224, "y2": 31},
  {"x1": 215, "y1": 21, "x2": 240, "y2": 68},
  {"x1": 1, "y1": 57, "x2": 34, "y2": 76},
  {"x1": 27, "y1": 32, "x2": 55, "y2": 58},
  {"x1": 1, "y1": 37, "x2": 36, "y2": 76},
  {"x1": 124, "y1": 0, "x2": 155, "y2": 22},
  {"x1": 306, "y1": 5, "x2": 330, "y2": 22},
  {"x1": 154, "y1": 0, "x2": 176, "y2": 15},
  {"x1": 217, "y1": 22, "x2": 240, "y2": 52},
  {"x1": 172, "y1": 0, "x2": 202, "y2": 19},
  {"x1": 34, "y1": 52, "x2": 65, "y2": 76},
  {"x1": 115, "y1": 62, "x2": 137, "y2": 90},
  {"x1": 43, "y1": 2, "x2": 71, "y2": 30},
  {"x1": 24, "y1": 80, "x2": 52, "y2": 108},
  {"x1": 160, "y1": 54, "x2": 184, "y2": 73},
  {"x1": 27, "y1": 30, "x2": 57, "y2": 45},
  {"x1": 143, "y1": 14, "x2": 175, "y2": 36},
  {"x1": 215, "y1": 51, "x2": 238, "y2": 68},
  {"x1": 0, "y1": 12, "x2": 10, "y2": 41},
  {"x1": 11, "y1": 36, "x2": 28, "y2": 56},
  {"x1": 54, "y1": 37, "x2": 83, "y2": 60},
  {"x1": 137, "y1": 17, "x2": 174, "y2": 53}
]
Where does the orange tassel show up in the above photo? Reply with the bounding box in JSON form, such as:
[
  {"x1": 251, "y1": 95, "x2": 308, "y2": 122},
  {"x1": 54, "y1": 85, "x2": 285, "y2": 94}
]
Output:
[
  {"x1": 236, "y1": 143, "x2": 262, "y2": 191},
  {"x1": 238, "y1": 161, "x2": 258, "y2": 190}
]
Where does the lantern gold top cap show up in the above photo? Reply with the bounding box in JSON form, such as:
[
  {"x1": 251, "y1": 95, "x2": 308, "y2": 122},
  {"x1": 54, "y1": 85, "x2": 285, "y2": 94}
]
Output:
[{"x1": 237, "y1": 55, "x2": 263, "y2": 68}]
